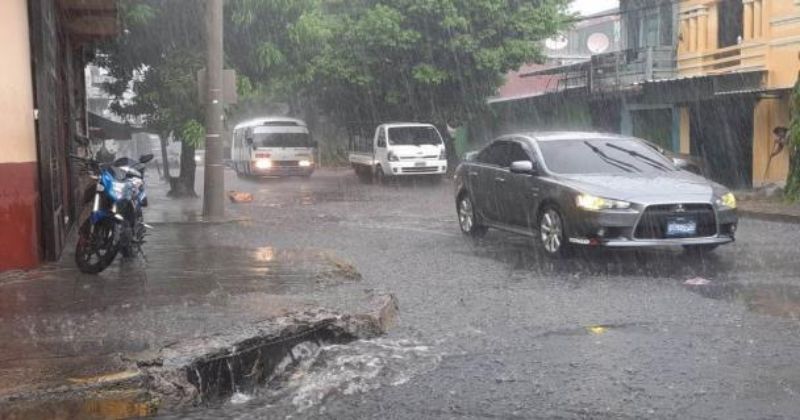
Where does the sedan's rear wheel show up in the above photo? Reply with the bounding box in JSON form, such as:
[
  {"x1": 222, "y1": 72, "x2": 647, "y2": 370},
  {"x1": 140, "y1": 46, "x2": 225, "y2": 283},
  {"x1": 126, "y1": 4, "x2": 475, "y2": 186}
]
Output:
[
  {"x1": 458, "y1": 193, "x2": 487, "y2": 238},
  {"x1": 539, "y1": 206, "x2": 569, "y2": 257}
]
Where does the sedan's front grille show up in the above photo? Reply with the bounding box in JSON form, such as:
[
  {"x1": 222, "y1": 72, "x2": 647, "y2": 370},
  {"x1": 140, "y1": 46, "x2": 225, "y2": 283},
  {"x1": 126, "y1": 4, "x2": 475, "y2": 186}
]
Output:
[{"x1": 634, "y1": 203, "x2": 717, "y2": 239}]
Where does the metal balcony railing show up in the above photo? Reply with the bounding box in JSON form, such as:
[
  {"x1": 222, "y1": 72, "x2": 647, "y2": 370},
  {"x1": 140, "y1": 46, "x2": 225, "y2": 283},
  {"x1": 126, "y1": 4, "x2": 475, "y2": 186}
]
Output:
[{"x1": 589, "y1": 47, "x2": 677, "y2": 92}]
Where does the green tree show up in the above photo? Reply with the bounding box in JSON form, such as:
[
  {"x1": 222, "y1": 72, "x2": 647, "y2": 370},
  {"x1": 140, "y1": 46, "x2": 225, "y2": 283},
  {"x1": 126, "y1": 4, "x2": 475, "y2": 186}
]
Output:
[
  {"x1": 232, "y1": 0, "x2": 571, "y2": 129},
  {"x1": 96, "y1": 0, "x2": 206, "y2": 197},
  {"x1": 785, "y1": 74, "x2": 800, "y2": 200}
]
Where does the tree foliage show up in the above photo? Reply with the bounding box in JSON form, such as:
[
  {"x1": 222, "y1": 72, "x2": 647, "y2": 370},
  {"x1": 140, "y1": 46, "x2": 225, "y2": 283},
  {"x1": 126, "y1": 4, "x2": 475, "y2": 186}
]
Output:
[
  {"x1": 95, "y1": 0, "x2": 207, "y2": 197},
  {"x1": 230, "y1": 0, "x2": 571, "y2": 127}
]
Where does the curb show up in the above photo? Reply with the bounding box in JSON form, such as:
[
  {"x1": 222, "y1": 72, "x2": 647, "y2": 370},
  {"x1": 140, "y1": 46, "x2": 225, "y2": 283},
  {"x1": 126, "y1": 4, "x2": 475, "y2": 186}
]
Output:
[{"x1": 739, "y1": 210, "x2": 800, "y2": 224}]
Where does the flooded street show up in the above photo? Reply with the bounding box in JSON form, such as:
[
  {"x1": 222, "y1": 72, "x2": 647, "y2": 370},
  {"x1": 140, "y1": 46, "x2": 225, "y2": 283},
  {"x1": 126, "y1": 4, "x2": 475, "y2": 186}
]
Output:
[
  {"x1": 4, "y1": 0, "x2": 800, "y2": 417},
  {"x1": 144, "y1": 168, "x2": 800, "y2": 419}
]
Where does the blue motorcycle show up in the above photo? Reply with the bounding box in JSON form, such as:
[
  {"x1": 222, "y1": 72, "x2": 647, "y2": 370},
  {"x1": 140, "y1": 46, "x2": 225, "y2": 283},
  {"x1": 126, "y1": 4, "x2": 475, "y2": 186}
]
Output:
[{"x1": 72, "y1": 153, "x2": 154, "y2": 274}]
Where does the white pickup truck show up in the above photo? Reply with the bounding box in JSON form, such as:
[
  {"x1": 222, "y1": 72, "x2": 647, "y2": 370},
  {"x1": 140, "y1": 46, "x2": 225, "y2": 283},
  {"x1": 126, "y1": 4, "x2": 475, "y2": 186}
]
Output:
[{"x1": 348, "y1": 122, "x2": 448, "y2": 183}]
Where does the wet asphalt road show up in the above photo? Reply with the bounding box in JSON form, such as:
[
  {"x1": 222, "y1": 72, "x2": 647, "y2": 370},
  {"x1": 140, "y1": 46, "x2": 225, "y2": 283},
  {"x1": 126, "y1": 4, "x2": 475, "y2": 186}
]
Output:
[{"x1": 178, "y1": 168, "x2": 800, "y2": 420}]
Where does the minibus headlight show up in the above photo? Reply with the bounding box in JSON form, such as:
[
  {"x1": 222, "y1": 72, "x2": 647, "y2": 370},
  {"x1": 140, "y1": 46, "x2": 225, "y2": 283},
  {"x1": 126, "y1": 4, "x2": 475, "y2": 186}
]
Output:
[{"x1": 255, "y1": 159, "x2": 272, "y2": 169}]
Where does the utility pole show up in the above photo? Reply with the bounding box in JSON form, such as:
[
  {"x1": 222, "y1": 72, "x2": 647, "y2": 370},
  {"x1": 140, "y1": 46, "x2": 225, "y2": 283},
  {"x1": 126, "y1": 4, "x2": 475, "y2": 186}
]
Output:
[{"x1": 202, "y1": 0, "x2": 225, "y2": 219}]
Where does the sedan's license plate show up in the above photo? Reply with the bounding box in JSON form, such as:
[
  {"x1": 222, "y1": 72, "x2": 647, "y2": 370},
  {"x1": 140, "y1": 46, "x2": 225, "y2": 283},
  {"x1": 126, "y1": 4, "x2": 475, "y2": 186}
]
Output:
[
  {"x1": 666, "y1": 218, "x2": 697, "y2": 237},
  {"x1": 415, "y1": 161, "x2": 426, "y2": 167}
]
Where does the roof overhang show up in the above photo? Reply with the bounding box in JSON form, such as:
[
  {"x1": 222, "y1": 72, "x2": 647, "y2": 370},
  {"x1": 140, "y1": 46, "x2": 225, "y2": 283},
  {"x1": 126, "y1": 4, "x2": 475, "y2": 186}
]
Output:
[
  {"x1": 89, "y1": 112, "x2": 138, "y2": 140},
  {"x1": 631, "y1": 69, "x2": 769, "y2": 103},
  {"x1": 59, "y1": 0, "x2": 119, "y2": 40}
]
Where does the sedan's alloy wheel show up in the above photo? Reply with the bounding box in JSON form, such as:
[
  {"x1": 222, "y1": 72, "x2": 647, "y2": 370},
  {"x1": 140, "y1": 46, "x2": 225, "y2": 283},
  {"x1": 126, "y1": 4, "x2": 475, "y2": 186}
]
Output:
[
  {"x1": 458, "y1": 197, "x2": 474, "y2": 233},
  {"x1": 540, "y1": 209, "x2": 563, "y2": 254}
]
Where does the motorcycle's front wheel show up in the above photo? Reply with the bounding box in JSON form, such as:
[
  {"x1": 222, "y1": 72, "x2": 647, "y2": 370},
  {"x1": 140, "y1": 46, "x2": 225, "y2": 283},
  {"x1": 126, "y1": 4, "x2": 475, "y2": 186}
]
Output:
[{"x1": 75, "y1": 217, "x2": 118, "y2": 274}]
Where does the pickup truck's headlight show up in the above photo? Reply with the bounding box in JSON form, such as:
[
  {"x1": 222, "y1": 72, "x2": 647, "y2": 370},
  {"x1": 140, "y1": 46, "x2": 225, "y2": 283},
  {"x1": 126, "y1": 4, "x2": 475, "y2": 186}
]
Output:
[
  {"x1": 388, "y1": 151, "x2": 399, "y2": 162},
  {"x1": 716, "y1": 192, "x2": 736, "y2": 209},
  {"x1": 576, "y1": 193, "x2": 631, "y2": 210},
  {"x1": 439, "y1": 149, "x2": 446, "y2": 160}
]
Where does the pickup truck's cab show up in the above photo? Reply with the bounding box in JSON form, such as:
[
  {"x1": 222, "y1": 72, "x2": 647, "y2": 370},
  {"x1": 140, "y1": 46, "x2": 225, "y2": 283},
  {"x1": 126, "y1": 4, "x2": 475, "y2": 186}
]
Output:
[{"x1": 349, "y1": 123, "x2": 447, "y2": 182}]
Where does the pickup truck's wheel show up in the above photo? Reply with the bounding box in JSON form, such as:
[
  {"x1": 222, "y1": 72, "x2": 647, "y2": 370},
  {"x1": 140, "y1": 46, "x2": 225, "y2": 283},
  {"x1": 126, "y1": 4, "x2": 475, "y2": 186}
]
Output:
[
  {"x1": 374, "y1": 165, "x2": 385, "y2": 185},
  {"x1": 538, "y1": 206, "x2": 570, "y2": 257},
  {"x1": 457, "y1": 193, "x2": 487, "y2": 238},
  {"x1": 355, "y1": 166, "x2": 372, "y2": 183}
]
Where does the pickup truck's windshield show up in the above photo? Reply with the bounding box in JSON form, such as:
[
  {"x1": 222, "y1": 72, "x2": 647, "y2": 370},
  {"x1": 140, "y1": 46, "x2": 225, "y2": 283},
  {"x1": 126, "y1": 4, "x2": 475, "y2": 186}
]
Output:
[
  {"x1": 387, "y1": 127, "x2": 442, "y2": 146},
  {"x1": 253, "y1": 132, "x2": 312, "y2": 148}
]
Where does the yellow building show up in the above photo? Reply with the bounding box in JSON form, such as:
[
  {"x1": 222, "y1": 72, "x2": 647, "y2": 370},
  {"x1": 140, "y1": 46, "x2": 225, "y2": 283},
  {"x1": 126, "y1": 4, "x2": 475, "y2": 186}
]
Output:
[{"x1": 677, "y1": 0, "x2": 800, "y2": 186}]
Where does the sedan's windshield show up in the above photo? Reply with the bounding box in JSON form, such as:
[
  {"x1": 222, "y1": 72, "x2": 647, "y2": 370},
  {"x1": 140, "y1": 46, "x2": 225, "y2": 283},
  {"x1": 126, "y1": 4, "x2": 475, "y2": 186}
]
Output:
[
  {"x1": 387, "y1": 127, "x2": 442, "y2": 146},
  {"x1": 253, "y1": 132, "x2": 312, "y2": 148},
  {"x1": 538, "y1": 139, "x2": 676, "y2": 175}
]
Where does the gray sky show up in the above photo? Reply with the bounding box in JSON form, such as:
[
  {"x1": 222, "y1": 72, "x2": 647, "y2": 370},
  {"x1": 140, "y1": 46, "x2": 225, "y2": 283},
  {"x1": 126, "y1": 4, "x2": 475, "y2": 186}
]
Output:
[{"x1": 570, "y1": 0, "x2": 618, "y2": 15}]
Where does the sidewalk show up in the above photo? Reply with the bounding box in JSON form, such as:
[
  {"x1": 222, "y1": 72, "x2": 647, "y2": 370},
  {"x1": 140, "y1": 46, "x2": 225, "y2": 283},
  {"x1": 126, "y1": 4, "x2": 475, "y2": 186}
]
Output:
[
  {"x1": 736, "y1": 191, "x2": 800, "y2": 224},
  {"x1": 0, "y1": 176, "x2": 383, "y2": 414}
]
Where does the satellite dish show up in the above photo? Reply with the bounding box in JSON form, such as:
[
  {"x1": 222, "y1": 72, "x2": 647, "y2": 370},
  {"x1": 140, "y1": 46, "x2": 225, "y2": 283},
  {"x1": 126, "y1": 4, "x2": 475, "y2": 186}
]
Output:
[
  {"x1": 545, "y1": 35, "x2": 568, "y2": 50},
  {"x1": 587, "y1": 32, "x2": 611, "y2": 54}
]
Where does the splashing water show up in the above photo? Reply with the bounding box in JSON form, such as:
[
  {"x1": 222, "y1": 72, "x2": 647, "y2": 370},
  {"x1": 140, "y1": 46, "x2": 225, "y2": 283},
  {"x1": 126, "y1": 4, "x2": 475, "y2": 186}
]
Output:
[{"x1": 229, "y1": 338, "x2": 443, "y2": 416}]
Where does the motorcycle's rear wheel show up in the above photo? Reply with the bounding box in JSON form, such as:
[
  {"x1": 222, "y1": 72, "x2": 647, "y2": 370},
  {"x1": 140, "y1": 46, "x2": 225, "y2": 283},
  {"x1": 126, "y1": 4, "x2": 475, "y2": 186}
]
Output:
[{"x1": 75, "y1": 218, "x2": 118, "y2": 274}]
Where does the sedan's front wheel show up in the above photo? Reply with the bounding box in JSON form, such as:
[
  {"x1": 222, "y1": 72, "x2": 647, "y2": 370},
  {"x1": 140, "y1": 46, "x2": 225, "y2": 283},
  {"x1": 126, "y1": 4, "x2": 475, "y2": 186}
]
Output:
[
  {"x1": 538, "y1": 206, "x2": 570, "y2": 257},
  {"x1": 458, "y1": 193, "x2": 487, "y2": 238}
]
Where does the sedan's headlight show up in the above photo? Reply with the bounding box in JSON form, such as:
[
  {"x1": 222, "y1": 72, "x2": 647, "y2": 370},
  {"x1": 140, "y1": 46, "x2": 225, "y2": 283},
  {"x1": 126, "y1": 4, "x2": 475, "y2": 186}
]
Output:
[
  {"x1": 299, "y1": 160, "x2": 312, "y2": 167},
  {"x1": 576, "y1": 193, "x2": 631, "y2": 210},
  {"x1": 716, "y1": 192, "x2": 736, "y2": 209}
]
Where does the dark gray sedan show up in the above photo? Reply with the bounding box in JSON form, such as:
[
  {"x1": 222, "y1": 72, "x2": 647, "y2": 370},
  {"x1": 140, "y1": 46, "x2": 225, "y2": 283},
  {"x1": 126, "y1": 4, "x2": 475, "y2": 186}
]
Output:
[{"x1": 454, "y1": 132, "x2": 738, "y2": 256}]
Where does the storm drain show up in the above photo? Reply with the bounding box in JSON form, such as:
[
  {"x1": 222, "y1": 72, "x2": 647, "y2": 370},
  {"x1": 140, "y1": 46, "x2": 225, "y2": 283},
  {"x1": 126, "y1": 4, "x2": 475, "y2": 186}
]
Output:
[
  {"x1": 184, "y1": 319, "x2": 354, "y2": 404},
  {"x1": 139, "y1": 296, "x2": 398, "y2": 409}
]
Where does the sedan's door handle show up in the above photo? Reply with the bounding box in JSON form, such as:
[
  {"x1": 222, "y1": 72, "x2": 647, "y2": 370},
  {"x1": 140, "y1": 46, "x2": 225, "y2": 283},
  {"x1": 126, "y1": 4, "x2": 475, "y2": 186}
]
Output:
[{"x1": 495, "y1": 177, "x2": 506, "y2": 183}]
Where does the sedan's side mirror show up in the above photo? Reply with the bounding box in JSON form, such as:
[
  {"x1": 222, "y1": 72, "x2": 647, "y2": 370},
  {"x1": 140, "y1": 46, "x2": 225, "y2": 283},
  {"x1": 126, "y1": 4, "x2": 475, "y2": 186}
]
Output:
[
  {"x1": 139, "y1": 154, "x2": 154, "y2": 164},
  {"x1": 672, "y1": 157, "x2": 702, "y2": 175},
  {"x1": 510, "y1": 160, "x2": 537, "y2": 175},
  {"x1": 246, "y1": 137, "x2": 254, "y2": 146}
]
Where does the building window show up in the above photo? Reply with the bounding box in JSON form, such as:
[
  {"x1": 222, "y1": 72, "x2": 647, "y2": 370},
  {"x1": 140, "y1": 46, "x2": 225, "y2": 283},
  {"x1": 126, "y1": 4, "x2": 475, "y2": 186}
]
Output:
[
  {"x1": 640, "y1": 10, "x2": 660, "y2": 48},
  {"x1": 718, "y1": 0, "x2": 743, "y2": 48}
]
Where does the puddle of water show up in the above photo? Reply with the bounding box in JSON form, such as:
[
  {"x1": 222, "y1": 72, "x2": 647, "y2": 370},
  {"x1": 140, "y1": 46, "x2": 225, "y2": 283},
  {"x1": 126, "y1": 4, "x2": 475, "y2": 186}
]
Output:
[
  {"x1": 67, "y1": 370, "x2": 141, "y2": 386},
  {"x1": 687, "y1": 282, "x2": 800, "y2": 321},
  {"x1": 537, "y1": 323, "x2": 647, "y2": 338},
  {"x1": 0, "y1": 390, "x2": 156, "y2": 420}
]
